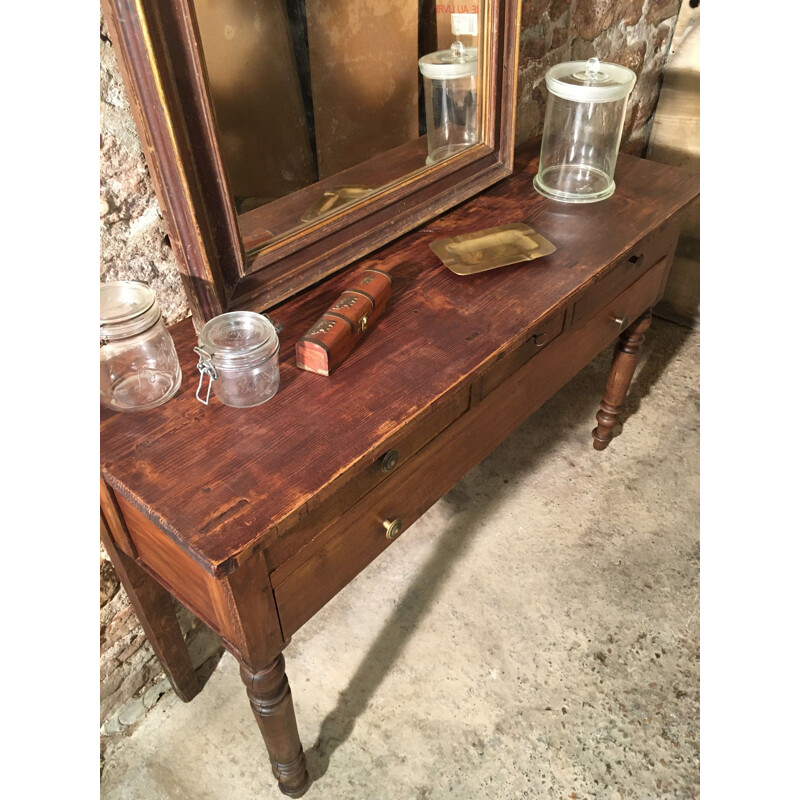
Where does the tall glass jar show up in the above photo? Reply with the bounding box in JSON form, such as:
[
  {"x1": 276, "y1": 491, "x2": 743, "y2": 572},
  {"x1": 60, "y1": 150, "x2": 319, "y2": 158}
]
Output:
[
  {"x1": 534, "y1": 57, "x2": 636, "y2": 203},
  {"x1": 194, "y1": 311, "x2": 280, "y2": 408},
  {"x1": 419, "y1": 42, "x2": 479, "y2": 166},
  {"x1": 100, "y1": 281, "x2": 182, "y2": 412}
]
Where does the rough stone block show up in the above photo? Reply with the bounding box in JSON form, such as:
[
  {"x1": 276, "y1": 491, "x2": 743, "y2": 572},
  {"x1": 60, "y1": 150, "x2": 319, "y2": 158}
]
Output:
[
  {"x1": 647, "y1": 0, "x2": 680, "y2": 25},
  {"x1": 570, "y1": 0, "x2": 642, "y2": 41}
]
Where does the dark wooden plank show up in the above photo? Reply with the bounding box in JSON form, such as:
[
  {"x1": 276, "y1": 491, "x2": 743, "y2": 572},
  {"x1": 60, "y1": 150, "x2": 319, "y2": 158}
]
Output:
[{"x1": 100, "y1": 152, "x2": 699, "y2": 576}]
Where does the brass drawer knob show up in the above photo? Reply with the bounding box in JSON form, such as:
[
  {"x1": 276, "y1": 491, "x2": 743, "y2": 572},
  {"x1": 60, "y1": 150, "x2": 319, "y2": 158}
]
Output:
[
  {"x1": 380, "y1": 449, "x2": 399, "y2": 472},
  {"x1": 383, "y1": 518, "x2": 403, "y2": 540},
  {"x1": 614, "y1": 315, "x2": 629, "y2": 331}
]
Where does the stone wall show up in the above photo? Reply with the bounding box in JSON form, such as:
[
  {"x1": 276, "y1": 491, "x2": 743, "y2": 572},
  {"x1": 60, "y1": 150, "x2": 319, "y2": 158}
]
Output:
[
  {"x1": 515, "y1": 0, "x2": 681, "y2": 154},
  {"x1": 99, "y1": 0, "x2": 682, "y2": 735},
  {"x1": 100, "y1": 10, "x2": 190, "y2": 325}
]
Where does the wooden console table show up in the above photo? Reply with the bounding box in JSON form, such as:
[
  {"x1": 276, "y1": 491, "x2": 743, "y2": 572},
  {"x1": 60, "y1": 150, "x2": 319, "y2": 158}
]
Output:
[{"x1": 100, "y1": 151, "x2": 699, "y2": 797}]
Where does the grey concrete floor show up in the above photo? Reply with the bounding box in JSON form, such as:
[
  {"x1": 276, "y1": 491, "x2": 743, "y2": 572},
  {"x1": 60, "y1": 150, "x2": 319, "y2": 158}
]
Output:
[{"x1": 101, "y1": 317, "x2": 699, "y2": 800}]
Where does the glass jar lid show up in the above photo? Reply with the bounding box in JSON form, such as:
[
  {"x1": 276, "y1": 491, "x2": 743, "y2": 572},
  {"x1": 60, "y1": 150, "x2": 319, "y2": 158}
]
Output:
[
  {"x1": 545, "y1": 57, "x2": 636, "y2": 103},
  {"x1": 419, "y1": 41, "x2": 478, "y2": 79},
  {"x1": 197, "y1": 311, "x2": 279, "y2": 369},
  {"x1": 100, "y1": 280, "x2": 161, "y2": 341}
]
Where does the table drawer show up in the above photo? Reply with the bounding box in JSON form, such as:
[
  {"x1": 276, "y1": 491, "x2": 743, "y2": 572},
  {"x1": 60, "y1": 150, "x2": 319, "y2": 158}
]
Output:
[
  {"x1": 265, "y1": 385, "x2": 470, "y2": 578},
  {"x1": 571, "y1": 219, "x2": 680, "y2": 327},
  {"x1": 587, "y1": 255, "x2": 671, "y2": 343},
  {"x1": 273, "y1": 438, "x2": 451, "y2": 638},
  {"x1": 470, "y1": 306, "x2": 566, "y2": 404}
]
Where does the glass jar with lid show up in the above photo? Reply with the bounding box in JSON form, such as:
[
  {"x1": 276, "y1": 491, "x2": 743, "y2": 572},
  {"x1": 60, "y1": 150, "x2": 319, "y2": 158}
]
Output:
[
  {"x1": 534, "y1": 57, "x2": 636, "y2": 203},
  {"x1": 194, "y1": 311, "x2": 280, "y2": 408},
  {"x1": 100, "y1": 281, "x2": 182, "y2": 412},
  {"x1": 418, "y1": 41, "x2": 479, "y2": 166}
]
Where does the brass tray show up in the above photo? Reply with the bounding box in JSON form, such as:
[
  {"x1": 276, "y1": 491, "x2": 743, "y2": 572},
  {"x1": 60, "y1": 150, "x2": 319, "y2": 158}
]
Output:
[
  {"x1": 301, "y1": 186, "x2": 374, "y2": 222},
  {"x1": 429, "y1": 223, "x2": 556, "y2": 275}
]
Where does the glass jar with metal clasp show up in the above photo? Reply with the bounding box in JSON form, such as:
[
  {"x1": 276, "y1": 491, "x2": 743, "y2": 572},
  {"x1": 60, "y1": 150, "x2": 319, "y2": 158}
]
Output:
[
  {"x1": 194, "y1": 311, "x2": 281, "y2": 408},
  {"x1": 100, "y1": 281, "x2": 182, "y2": 412}
]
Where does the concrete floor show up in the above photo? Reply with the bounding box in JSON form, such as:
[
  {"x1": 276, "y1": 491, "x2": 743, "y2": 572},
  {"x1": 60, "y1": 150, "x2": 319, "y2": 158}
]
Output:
[{"x1": 101, "y1": 317, "x2": 700, "y2": 800}]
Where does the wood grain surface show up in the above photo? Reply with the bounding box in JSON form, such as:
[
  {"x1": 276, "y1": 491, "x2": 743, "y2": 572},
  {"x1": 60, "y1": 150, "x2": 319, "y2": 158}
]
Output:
[{"x1": 100, "y1": 150, "x2": 699, "y2": 576}]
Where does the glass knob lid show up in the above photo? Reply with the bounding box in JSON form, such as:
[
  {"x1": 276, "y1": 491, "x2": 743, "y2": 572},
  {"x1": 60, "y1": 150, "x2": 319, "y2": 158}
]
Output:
[
  {"x1": 571, "y1": 56, "x2": 616, "y2": 86},
  {"x1": 450, "y1": 40, "x2": 466, "y2": 63},
  {"x1": 545, "y1": 57, "x2": 636, "y2": 102},
  {"x1": 419, "y1": 41, "x2": 478, "y2": 78}
]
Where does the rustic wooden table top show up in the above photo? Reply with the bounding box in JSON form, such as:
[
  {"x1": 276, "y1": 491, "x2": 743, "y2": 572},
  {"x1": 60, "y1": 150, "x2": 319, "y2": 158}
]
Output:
[{"x1": 100, "y1": 150, "x2": 699, "y2": 577}]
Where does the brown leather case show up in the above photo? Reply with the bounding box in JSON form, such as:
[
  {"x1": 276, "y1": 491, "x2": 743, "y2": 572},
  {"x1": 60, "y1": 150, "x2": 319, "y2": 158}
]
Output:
[{"x1": 295, "y1": 268, "x2": 393, "y2": 376}]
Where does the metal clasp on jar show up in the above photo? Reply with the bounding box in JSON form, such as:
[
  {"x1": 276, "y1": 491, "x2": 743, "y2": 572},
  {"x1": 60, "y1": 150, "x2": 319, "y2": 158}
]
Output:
[{"x1": 193, "y1": 346, "x2": 217, "y2": 405}]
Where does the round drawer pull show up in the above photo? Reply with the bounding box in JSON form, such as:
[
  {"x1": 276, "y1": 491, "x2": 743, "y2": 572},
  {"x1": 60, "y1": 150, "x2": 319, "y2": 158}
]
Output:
[
  {"x1": 614, "y1": 315, "x2": 629, "y2": 331},
  {"x1": 380, "y1": 449, "x2": 399, "y2": 472},
  {"x1": 383, "y1": 518, "x2": 403, "y2": 540}
]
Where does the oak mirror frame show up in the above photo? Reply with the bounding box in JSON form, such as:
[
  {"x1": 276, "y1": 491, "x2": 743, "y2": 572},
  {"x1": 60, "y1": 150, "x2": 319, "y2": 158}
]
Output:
[{"x1": 101, "y1": 0, "x2": 522, "y2": 326}]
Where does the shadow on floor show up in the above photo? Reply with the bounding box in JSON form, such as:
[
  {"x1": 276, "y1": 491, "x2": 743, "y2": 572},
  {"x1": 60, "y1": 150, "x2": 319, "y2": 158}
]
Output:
[
  {"x1": 617, "y1": 317, "x2": 695, "y2": 430},
  {"x1": 304, "y1": 318, "x2": 691, "y2": 782}
]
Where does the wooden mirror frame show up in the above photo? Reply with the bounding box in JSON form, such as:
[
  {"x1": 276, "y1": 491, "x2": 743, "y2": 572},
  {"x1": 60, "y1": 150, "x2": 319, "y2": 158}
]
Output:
[{"x1": 101, "y1": 0, "x2": 522, "y2": 325}]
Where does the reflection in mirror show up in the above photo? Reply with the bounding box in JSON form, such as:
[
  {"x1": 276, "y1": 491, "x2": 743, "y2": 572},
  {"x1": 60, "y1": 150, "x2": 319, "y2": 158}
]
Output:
[{"x1": 191, "y1": 0, "x2": 485, "y2": 251}]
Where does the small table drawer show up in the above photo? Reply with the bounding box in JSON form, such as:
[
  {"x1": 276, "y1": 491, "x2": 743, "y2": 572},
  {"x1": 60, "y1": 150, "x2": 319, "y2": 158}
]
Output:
[
  {"x1": 588, "y1": 255, "x2": 671, "y2": 342},
  {"x1": 571, "y1": 219, "x2": 680, "y2": 327},
  {"x1": 273, "y1": 437, "x2": 450, "y2": 638},
  {"x1": 470, "y1": 306, "x2": 566, "y2": 403},
  {"x1": 265, "y1": 386, "x2": 470, "y2": 578}
]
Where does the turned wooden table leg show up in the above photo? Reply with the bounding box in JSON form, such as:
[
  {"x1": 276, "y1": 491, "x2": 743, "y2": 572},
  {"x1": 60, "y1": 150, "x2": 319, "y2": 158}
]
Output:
[
  {"x1": 240, "y1": 655, "x2": 310, "y2": 798},
  {"x1": 592, "y1": 310, "x2": 652, "y2": 450}
]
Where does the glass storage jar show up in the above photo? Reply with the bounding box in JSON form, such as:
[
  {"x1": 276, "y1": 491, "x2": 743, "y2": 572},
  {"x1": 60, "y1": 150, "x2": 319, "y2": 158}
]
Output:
[
  {"x1": 533, "y1": 57, "x2": 636, "y2": 203},
  {"x1": 419, "y1": 41, "x2": 478, "y2": 165},
  {"x1": 100, "y1": 281, "x2": 182, "y2": 412},
  {"x1": 194, "y1": 311, "x2": 280, "y2": 408}
]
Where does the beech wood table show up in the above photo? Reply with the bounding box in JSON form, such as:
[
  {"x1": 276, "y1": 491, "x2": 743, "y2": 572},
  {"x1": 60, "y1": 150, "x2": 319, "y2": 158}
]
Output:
[{"x1": 100, "y1": 151, "x2": 699, "y2": 797}]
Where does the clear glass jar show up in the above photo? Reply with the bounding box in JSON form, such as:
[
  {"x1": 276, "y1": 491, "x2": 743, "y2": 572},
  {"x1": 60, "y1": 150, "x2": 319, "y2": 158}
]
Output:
[
  {"x1": 419, "y1": 42, "x2": 479, "y2": 166},
  {"x1": 100, "y1": 281, "x2": 182, "y2": 412},
  {"x1": 194, "y1": 311, "x2": 280, "y2": 408},
  {"x1": 534, "y1": 58, "x2": 636, "y2": 203}
]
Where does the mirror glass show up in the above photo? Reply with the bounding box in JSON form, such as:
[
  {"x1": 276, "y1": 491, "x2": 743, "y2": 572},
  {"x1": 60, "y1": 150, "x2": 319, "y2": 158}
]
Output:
[{"x1": 192, "y1": 0, "x2": 486, "y2": 254}]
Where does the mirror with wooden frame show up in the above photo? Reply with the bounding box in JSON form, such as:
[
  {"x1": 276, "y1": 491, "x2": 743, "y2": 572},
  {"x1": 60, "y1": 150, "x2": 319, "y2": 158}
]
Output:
[{"x1": 101, "y1": 0, "x2": 521, "y2": 325}]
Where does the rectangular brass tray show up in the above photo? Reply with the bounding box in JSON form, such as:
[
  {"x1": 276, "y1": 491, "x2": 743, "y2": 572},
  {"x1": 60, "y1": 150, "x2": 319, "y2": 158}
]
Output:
[
  {"x1": 429, "y1": 223, "x2": 556, "y2": 275},
  {"x1": 301, "y1": 186, "x2": 374, "y2": 222}
]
